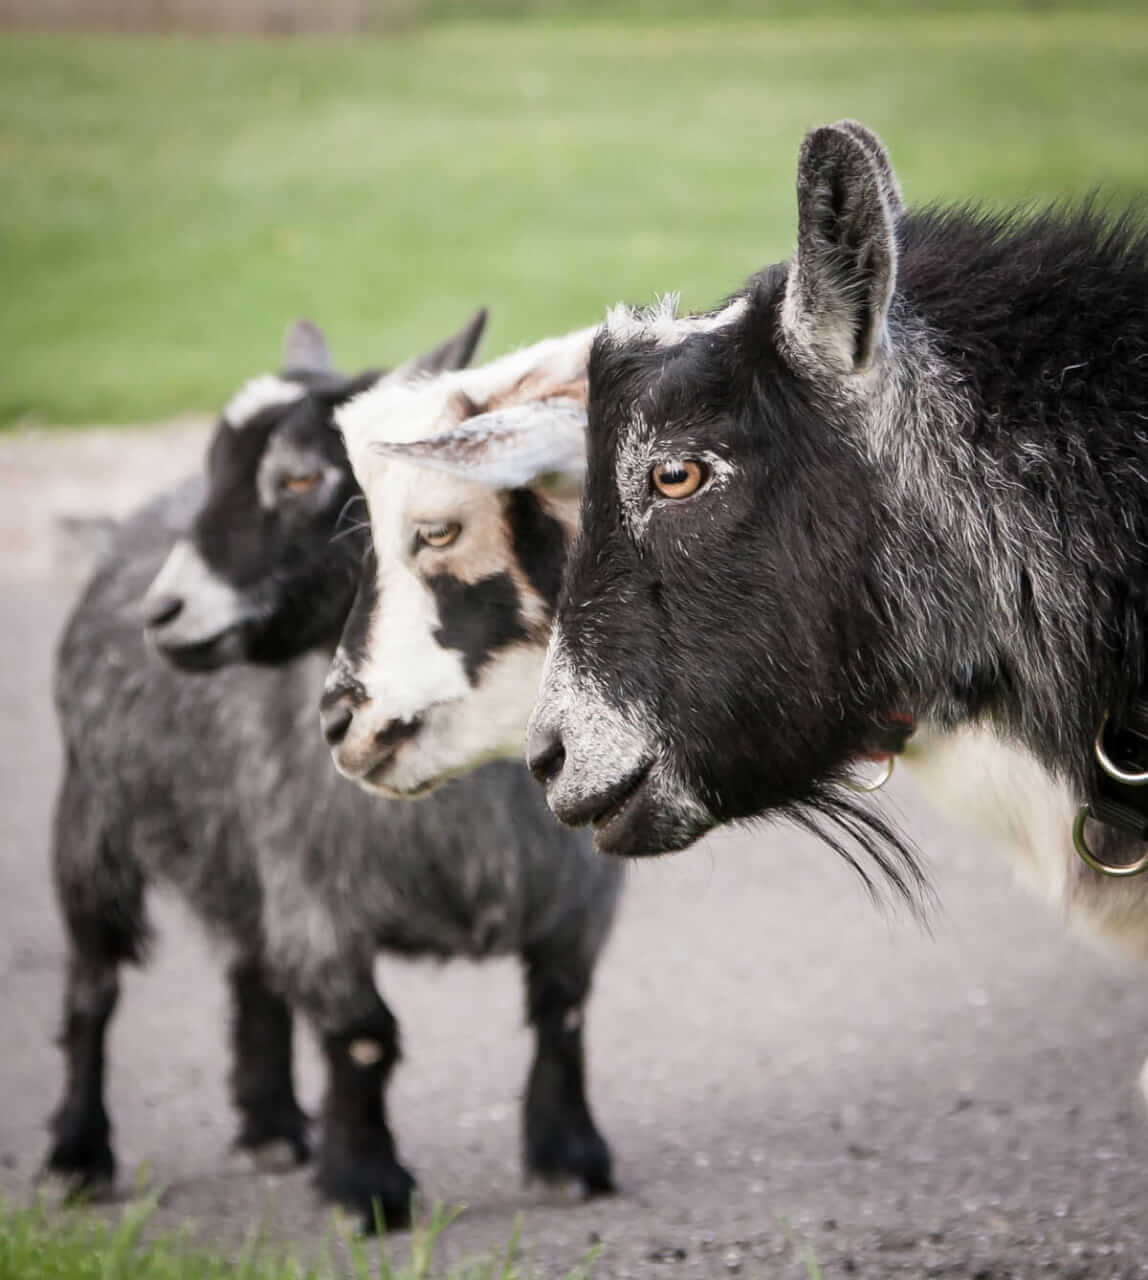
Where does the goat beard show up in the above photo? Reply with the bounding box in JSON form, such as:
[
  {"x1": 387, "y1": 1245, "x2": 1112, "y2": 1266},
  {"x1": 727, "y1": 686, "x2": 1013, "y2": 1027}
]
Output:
[{"x1": 781, "y1": 782, "x2": 931, "y2": 921}]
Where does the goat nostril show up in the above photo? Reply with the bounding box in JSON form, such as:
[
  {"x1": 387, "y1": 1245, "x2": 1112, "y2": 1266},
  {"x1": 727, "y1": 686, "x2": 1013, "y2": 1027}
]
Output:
[
  {"x1": 527, "y1": 726, "x2": 566, "y2": 786},
  {"x1": 144, "y1": 594, "x2": 183, "y2": 629},
  {"x1": 373, "y1": 716, "x2": 422, "y2": 751},
  {"x1": 321, "y1": 701, "x2": 353, "y2": 747}
]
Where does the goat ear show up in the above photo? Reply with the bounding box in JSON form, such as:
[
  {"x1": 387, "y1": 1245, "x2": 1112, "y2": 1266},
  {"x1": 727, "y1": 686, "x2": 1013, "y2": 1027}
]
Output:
[
  {"x1": 781, "y1": 122, "x2": 898, "y2": 374},
  {"x1": 829, "y1": 120, "x2": 903, "y2": 217},
  {"x1": 370, "y1": 398, "x2": 587, "y2": 492},
  {"x1": 283, "y1": 319, "x2": 334, "y2": 374},
  {"x1": 391, "y1": 308, "x2": 488, "y2": 382}
]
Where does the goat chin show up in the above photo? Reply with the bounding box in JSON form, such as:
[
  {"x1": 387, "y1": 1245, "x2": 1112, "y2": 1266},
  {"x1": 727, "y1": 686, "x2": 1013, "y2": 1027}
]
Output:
[{"x1": 903, "y1": 724, "x2": 1148, "y2": 969}]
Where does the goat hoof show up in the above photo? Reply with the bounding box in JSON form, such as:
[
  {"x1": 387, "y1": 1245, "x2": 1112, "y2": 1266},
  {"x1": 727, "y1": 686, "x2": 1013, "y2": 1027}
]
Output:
[
  {"x1": 41, "y1": 1133, "x2": 116, "y2": 1200},
  {"x1": 526, "y1": 1122, "x2": 614, "y2": 1199},
  {"x1": 234, "y1": 1108, "x2": 311, "y2": 1169},
  {"x1": 236, "y1": 1136, "x2": 310, "y2": 1174},
  {"x1": 315, "y1": 1153, "x2": 417, "y2": 1233}
]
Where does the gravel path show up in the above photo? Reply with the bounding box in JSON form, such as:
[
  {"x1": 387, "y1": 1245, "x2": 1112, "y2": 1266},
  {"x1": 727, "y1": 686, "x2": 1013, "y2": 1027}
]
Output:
[{"x1": 1, "y1": 425, "x2": 1146, "y2": 1278}]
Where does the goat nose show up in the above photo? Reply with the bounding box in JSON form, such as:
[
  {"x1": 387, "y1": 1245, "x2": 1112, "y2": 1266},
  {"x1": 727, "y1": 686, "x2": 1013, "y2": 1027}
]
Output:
[
  {"x1": 143, "y1": 593, "x2": 183, "y2": 628},
  {"x1": 374, "y1": 716, "x2": 422, "y2": 752},
  {"x1": 320, "y1": 697, "x2": 354, "y2": 747},
  {"x1": 527, "y1": 719, "x2": 566, "y2": 786}
]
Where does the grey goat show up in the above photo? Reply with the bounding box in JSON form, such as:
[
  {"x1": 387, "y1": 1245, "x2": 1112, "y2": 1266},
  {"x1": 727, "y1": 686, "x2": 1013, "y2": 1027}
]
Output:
[{"x1": 46, "y1": 317, "x2": 620, "y2": 1230}]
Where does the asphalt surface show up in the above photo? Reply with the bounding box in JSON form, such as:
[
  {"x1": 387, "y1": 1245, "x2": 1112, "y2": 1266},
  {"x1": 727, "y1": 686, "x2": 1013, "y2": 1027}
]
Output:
[{"x1": 2, "y1": 429, "x2": 1148, "y2": 1278}]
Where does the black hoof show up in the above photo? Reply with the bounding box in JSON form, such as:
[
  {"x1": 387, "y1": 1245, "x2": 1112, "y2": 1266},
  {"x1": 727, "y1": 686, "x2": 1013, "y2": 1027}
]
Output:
[
  {"x1": 234, "y1": 1105, "x2": 311, "y2": 1168},
  {"x1": 44, "y1": 1127, "x2": 116, "y2": 1196},
  {"x1": 315, "y1": 1150, "x2": 417, "y2": 1233},
  {"x1": 526, "y1": 1120, "x2": 614, "y2": 1197}
]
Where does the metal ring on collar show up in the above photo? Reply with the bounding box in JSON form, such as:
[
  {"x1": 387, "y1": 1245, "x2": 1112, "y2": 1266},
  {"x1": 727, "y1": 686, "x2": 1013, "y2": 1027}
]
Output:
[
  {"x1": 846, "y1": 755, "x2": 895, "y2": 794},
  {"x1": 1094, "y1": 711, "x2": 1148, "y2": 785},
  {"x1": 1072, "y1": 805, "x2": 1148, "y2": 878}
]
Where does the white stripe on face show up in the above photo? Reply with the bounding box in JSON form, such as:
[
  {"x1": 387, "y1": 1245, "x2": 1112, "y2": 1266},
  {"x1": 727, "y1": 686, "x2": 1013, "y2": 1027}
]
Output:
[
  {"x1": 223, "y1": 375, "x2": 305, "y2": 429},
  {"x1": 530, "y1": 631, "x2": 653, "y2": 809},
  {"x1": 361, "y1": 554, "x2": 472, "y2": 724},
  {"x1": 143, "y1": 539, "x2": 253, "y2": 647}
]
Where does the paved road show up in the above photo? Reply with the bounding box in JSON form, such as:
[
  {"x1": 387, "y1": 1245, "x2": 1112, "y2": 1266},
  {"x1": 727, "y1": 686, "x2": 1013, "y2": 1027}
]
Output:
[{"x1": 1, "y1": 437, "x2": 1147, "y2": 1277}]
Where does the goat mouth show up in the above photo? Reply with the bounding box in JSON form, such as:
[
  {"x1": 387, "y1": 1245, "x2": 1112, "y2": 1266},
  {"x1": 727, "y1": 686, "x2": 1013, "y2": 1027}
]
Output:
[
  {"x1": 361, "y1": 748, "x2": 428, "y2": 795},
  {"x1": 150, "y1": 626, "x2": 246, "y2": 672},
  {"x1": 588, "y1": 763, "x2": 654, "y2": 847},
  {"x1": 367, "y1": 774, "x2": 439, "y2": 800}
]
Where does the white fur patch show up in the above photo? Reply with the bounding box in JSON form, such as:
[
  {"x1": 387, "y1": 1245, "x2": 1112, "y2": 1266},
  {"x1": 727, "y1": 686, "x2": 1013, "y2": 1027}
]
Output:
[
  {"x1": 604, "y1": 294, "x2": 748, "y2": 348},
  {"x1": 365, "y1": 640, "x2": 551, "y2": 795},
  {"x1": 904, "y1": 724, "x2": 1148, "y2": 973},
  {"x1": 902, "y1": 724, "x2": 1076, "y2": 905},
  {"x1": 143, "y1": 539, "x2": 252, "y2": 647},
  {"x1": 223, "y1": 375, "x2": 305, "y2": 429}
]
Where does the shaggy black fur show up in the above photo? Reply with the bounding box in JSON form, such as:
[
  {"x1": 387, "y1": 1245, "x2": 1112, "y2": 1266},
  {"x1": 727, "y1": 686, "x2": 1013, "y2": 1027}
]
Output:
[{"x1": 550, "y1": 120, "x2": 1148, "y2": 900}]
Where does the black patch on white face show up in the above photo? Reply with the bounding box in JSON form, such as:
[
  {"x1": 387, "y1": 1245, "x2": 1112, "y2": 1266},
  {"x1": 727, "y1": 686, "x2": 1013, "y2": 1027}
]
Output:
[
  {"x1": 505, "y1": 488, "x2": 568, "y2": 615},
  {"x1": 429, "y1": 572, "x2": 526, "y2": 684}
]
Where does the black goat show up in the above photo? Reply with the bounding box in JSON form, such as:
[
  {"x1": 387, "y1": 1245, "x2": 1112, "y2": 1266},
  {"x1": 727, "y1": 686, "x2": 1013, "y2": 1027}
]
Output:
[{"x1": 530, "y1": 121, "x2": 1148, "y2": 908}]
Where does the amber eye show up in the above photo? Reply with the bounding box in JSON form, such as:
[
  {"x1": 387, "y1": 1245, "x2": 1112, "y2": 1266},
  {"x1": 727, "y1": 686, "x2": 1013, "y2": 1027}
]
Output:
[
  {"x1": 419, "y1": 522, "x2": 461, "y2": 549},
  {"x1": 651, "y1": 459, "x2": 708, "y2": 500},
  {"x1": 281, "y1": 471, "x2": 323, "y2": 495}
]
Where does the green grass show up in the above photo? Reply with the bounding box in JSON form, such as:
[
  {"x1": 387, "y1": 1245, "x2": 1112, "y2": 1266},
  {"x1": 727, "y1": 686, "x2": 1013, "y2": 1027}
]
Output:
[
  {"x1": 1, "y1": 11, "x2": 1147, "y2": 425},
  {"x1": 0, "y1": 1198, "x2": 598, "y2": 1280}
]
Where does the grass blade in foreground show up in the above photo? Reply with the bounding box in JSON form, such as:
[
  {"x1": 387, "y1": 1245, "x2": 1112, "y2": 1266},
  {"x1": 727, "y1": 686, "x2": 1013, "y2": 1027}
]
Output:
[{"x1": 0, "y1": 1197, "x2": 598, "y2": 1280}]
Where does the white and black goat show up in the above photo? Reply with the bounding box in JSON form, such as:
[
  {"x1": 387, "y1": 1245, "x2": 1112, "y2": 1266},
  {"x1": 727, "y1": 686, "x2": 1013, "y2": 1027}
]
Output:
[
  {"x1": 322, "y1": 328, "x2": 594, "y2": 796},
  {"x1": 46, "y1": 316, "x2": 620, "y2": 1231}
]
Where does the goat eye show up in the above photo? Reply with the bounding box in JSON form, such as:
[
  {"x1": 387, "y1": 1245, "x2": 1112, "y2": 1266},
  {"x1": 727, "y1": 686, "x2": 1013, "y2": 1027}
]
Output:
[
  {"x1": 419, "y1": 522, "x2": 461, "y2": 549},
  {"x1": 281, "y1": 471, "x2": 323, "y2": 496},
  {"x1": 651, "y1": 459, "x2": 708, "y2": 500}
]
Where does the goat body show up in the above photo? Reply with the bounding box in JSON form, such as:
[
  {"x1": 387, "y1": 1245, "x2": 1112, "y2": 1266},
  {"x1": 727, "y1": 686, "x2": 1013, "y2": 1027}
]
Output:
[{"x1": 49, "y1": 347, "x2": 620, "y2": 1229}]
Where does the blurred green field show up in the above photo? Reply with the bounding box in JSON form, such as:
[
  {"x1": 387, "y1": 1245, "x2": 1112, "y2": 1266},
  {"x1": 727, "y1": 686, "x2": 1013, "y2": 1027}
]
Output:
[{"x1": 2, "y1": 10, "x2": 1147, "y2": 426}]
